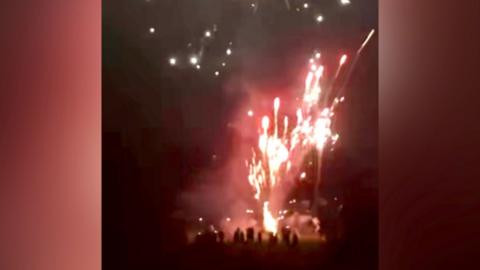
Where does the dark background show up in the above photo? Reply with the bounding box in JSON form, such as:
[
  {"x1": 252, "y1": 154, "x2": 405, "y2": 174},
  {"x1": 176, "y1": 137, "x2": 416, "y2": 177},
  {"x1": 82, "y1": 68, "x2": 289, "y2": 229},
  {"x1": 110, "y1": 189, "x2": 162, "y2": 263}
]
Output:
[
  {"x1": 102, "y1": 0, "x2": 377, "y2": 269},
  {"x1": 1, "y1": 1, "x2": 479, "y2": 270}
]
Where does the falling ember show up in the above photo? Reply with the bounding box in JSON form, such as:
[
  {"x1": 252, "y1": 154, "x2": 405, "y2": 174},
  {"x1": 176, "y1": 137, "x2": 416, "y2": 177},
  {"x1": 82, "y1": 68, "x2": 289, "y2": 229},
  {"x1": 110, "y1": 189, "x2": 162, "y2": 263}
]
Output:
[{"x1": 263, "y1": 202, "x2": 278, "y2": 234}]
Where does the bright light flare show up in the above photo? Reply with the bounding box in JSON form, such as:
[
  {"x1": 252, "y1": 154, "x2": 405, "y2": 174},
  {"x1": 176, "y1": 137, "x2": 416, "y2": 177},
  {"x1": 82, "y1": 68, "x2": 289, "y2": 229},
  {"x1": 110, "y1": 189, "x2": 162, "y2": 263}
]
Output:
[
  {"x1": 226, "y1": 48, "x2": 232, "y2": 55},
  {"x1": 273, "y1": 97, "x2": 280, "y2": 112},
  {"x1": 340, "y1": 0, "x2": 351, "y2": 5},
  {"x1": 214, "y1": 71, "x2": 220, "y2": 76},
  {"x1": 340, "y1": 54, "x2": 348, "y2": 65},
  {"x1": 169, "y1": 57, "x2": 176, "y2": 66},
  {"x1": 190, "y1": 56, "x2": 198, "y2": 65},
  {"x1": 205, "y1": 30, "x2": 211, "y2": 37},
  {"x1": 300, "y1": 171, "x2": 307, "y2": 179},
  {"x1": 261, "y1": 116, "x2": 270, "y2": 130},
  {"x1": 149, "y1": 27, "x2": 155, "y2": 34},
  {"x1": 263, "y1": 202, "x2": 277, "y2": 234},
  {"x1": 247, "y1": 110, "x2": 254, "y2": 117},
  {"x1": 316, "y1": 15, "x2": 324, "y2": 23},
  {"x1": 303, "y1": 3, "x2": 309, "y2": 9}
]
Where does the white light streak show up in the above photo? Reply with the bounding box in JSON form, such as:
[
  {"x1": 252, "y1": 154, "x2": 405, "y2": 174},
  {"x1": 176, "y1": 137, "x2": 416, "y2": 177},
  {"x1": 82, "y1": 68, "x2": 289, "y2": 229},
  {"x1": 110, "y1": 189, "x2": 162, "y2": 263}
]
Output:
[
  {"x1": 341, "y1": 0, "x2": 351, "y2": 5},
  {"x1": 226, "y1": 48, "x2": 232, "y2": 56}
]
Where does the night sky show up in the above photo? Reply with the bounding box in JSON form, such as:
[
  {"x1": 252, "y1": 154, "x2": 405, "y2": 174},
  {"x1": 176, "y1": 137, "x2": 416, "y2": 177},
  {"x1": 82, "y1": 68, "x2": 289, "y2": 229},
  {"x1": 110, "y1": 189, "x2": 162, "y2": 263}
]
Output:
[{"x1": 103, "y1": 0, "x2": 377, "y2": 269}]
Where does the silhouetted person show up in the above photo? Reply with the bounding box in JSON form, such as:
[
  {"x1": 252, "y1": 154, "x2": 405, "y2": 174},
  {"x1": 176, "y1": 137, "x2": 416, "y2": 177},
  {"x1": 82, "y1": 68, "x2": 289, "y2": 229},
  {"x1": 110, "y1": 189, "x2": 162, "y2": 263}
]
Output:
[
  {"x1": 239, "y1": 230, "x2": 245, "y2": 243},
  {"x1": 233, "y1": 228, "x2": 241, "y2": 243},
  {"x1": 218, "y1": 230, "x2": 225, "y2": 243},
  {"x1": 281, "y1": 226, "x2": 291, "y2": 245},
  {"x1": 291, "y1": 233, "x2": 299, "y2": 247},
  {"x1": 194, "y1": 233, "x2": 202, "y2": 244},
  {"x1": 246, "y1": 227, "x2": 255, "y2": 242},
  {"x1": 257, "y1": 232, "x2": 263, "y2": 244},
  {"x1": 268, "y1": 232, "x2": 278, "y2": 246}
]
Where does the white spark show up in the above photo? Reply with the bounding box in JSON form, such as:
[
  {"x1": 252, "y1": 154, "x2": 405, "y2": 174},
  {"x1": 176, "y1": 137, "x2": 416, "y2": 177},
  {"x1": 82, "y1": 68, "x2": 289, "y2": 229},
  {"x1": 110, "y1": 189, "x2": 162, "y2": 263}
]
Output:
[
  {"x1": 340, "y1": 54, "x2": 348, "y2": 65},
  {"x1": 303, "y1": 3, "x2": 309, "y2": 9},
  {"x1": 309, "y1": 58, "x2": 315, "y2": 64},
  {"x1": 226, "y1": 48, "x2": 232, "y2": 56},
  {"x1": 221, "y1": 62, "x2": 226, "y2": 67},
  {"x1": 226, "y1": 217, "x2": 231, "y2": 222},
  {"x1": 195, "y1": 64, "x2": 201, "y2": 69},
  {"x1": 149, "y1": 27, "x2": 155, "y2": 34},
  {"x1": 340, "y1": 0, "x2": 351, "y2": 6},
  {"x1": 315, "y1": 52, "x2": 321, "y2": 59},
  {"x1": 198, "y1": 217, "x2": 203, "y2": 222},
  {"x1": 316, "y1": 15, "x2": 324, "y2": 22},
  {"x1": 168, "y1": 57, "x2": 176, "y2": 66},
  {"x1": 247, "y1": 110, "x2": 254, "y2": 117},
  {"x1": 205, "y1": 30, "x2": 212, "y2": 37},
  {"x1": 214, "y1": 71, "x2": 220, "y2": 76},
  {"x1": 190, "y1": 56, "x2": 198, "y2": 65},
  {"x1": 300, "y1": 171, "x2": 307, "y2": 179}
]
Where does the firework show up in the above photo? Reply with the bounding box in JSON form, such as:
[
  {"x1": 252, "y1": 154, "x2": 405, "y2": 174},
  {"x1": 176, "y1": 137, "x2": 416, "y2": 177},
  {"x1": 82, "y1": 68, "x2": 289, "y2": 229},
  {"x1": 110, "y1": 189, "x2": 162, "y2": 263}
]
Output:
[{"x1": 246, "y1": 30, "x2": 375, "y2": 234}]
